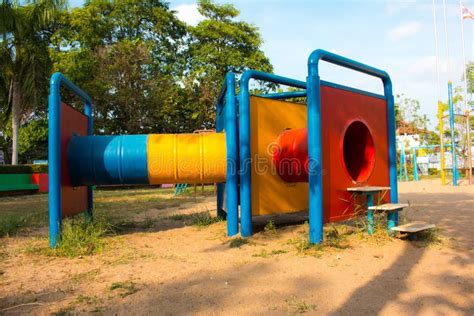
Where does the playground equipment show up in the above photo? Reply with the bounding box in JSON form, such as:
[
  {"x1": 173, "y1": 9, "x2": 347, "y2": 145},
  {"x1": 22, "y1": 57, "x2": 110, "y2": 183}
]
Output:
[
  {"x1": 398, "y1": 143, "x2": 462, "y2": 183},
  {"x1": 48, "y1": 49, "x2": 404, "y2": 248},
  {"x1": 411, "y1": 144, "x2": 457, "y2": 182}
]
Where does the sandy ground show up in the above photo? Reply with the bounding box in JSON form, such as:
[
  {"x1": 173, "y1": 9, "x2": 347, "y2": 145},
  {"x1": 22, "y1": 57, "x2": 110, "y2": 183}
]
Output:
[{"x1": 0, "y1": 179, "x2": 473, "y2": 315}]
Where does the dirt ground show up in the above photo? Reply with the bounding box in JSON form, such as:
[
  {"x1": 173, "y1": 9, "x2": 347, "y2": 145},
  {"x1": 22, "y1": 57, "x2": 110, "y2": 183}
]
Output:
[{"x1": 0, "y1": 179, "x2": 473, "y2": 315}]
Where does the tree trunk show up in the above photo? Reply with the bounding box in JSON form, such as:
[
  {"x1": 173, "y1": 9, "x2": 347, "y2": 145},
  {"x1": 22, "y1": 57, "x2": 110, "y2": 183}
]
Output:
[{"x1": 11, "y1": 81, "x2": 21, "y2": 165}]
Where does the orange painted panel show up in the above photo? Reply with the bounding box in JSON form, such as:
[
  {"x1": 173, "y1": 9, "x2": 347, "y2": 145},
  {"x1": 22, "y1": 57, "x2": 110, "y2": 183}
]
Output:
[
  {"x1": 320, "y1": 85, "x2": 390, "y2": 222},
  {"x1": 249, "y1": 85, "x2": 390, "y2": 223},
  {"x1": 250, "y1": 97, "x2": 308, "y2": 216}
]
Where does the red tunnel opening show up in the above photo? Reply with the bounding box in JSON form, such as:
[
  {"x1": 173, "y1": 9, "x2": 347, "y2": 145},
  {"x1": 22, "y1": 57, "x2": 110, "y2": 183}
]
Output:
[{"x1": 342, "y1": 121, "x2": 375, "y2": 183}]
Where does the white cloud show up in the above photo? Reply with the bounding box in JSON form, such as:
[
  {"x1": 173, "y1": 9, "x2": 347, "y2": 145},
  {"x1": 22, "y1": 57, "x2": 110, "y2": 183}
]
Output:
[
  {"x1": 173, "y1": 4, "x2": 204, "y2": 26},
  {"x1": 388, "y1": 21, "x2": 423, "y2": 42}
]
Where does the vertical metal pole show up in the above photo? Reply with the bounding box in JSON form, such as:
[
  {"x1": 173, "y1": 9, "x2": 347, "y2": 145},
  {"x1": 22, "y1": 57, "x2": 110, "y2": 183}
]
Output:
[
  {"x1": 385, "y1": 79, "x2": 399, "y2": 226},
  {"x1": 85, "y1": 100, "x2": 93, "y2": 219},
  {"x1": 413, "y1": 148, "x2": 419, "y2": 181},
  {"x1": 438, "y1": 102, "x2": 447, "y2": 184},
  {"x1": 48, "y1": 75, "x2": 62, "y2": 248},
  {"x1": 239, "y1": 77, "x2": 252, "y2": 237},
  {"x1": 459, "y1": 1, "x2": 472, "y2": 185},
  {"x1": 448, "y1": 81, "x2": 458, "y2": 186},
  {"x1": 367, "y1": 194, "x2": 374, "y2": 235},
  {"x1": 307, "y1": 63, "x2": 324, "y2": 244},
  {"x1": 216, "y1": 96, "x2": 225, "y2": 219},
  {"x1": 225, "y1": 73, "x2": 238, "y2": 236}
]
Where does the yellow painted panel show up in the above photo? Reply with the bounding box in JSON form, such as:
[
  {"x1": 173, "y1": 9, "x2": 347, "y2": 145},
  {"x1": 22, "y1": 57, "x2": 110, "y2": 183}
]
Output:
[
  {"x1": 250, "y1": 96, "x2": 309, "y2": 216},
  {"x1": 147, "y1": 133, "x2": 226, "y2": 184}
]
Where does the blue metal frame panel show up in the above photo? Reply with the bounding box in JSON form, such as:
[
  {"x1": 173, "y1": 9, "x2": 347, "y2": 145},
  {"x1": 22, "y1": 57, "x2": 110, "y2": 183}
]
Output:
[
  {"x1": 238, "y1": 70, "x2": 306, "y2": 237},
  {"x1": 307, "y1": 49, "x2": 398, "y2": 243},
  {"x1": 48, "y1": 72, "x2": 93, "y2": 248},
  {"x1": 216, "y1": 72, "x2": 238, "y2": 236}
]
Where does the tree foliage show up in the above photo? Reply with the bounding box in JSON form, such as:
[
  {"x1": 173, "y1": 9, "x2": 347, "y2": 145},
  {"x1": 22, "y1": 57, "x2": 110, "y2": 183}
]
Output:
[
  {"x1": 0, "y1": 0, "x2": 66, "y2": 163},
  {"x1": 467, "y1": 61, "x2": 474, "y2": 95},
  {"x1": 0, "y1": 0, "x2": 274, "y2": 162}
]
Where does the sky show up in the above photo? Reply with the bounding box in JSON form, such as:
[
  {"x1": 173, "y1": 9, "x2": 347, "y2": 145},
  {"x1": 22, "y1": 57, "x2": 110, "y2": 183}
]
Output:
[{"x1": 70, "y1": 0, "x2": 474, "y2": 128}]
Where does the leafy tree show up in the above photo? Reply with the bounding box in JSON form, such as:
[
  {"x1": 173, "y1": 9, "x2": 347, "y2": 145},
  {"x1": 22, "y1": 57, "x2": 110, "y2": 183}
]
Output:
[
  {"x1": 466, "y1": 61, "x2": 473, "y2": 94},
  {"x1": 0, "y1": 0, "x2": 65, "y2": 164},
  {"x1": 51, "y1": 0, "x2": 189, "y2": 134},
  {"x1": 186, "y1": 0, "x2": 273, "y2": 129},
  {"x1": 395, "y1": 94, "x2": 430, "y2": 140}
]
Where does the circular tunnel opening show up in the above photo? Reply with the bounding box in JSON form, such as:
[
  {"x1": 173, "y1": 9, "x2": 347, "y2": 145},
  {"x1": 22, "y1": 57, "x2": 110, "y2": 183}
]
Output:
[{"x1": 342, "y1": 121, "x2": 375, "y2": 183}]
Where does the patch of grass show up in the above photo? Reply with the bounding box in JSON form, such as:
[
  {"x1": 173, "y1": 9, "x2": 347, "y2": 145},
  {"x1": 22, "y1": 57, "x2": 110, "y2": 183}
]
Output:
[
  {"x1": 284, "y1": 296, "x2": 317, "y2": 313},
  {"x1": 169, "y1": 211, "x2": 222, "y2": 227},
  {"x1": 75, "y1": 294, "x2": 100, "y2": 305},
  {"x1": 191, "y1": 212, "x2": 222, "y2": 227},
  {"x1": 169, "y1": 214, "x2": 187, "y2": 220},
  {"x1": 287, "y1": 236, "x2": 324, "y2": 257},
  {"x1": 70, "y1": 269, "x2": 101, "y2": 285},
  {"x1": 109, "y1": 281, "x2": 139, "y2": 298},
  {"x1": 0, "y1": 213, "x2": 24, "y2": 237},
  {"x1": 252, "y1": 249, "x2": 287, "y2": 258},
  {"x1": 264, "y1": 220, "x2": 276, "y2": 233},
  {"x1": 412, "y1": 227, "x2": 443, "y2": 246},
  {"x1": 0, "y1": 209, "x2": 48, "y2": 237},
  {"x1": 111, "y1": 218, "x2": 155, "y2": 233},
  {"x1": 25, "y1": 216, "x2": 111, "y2": 258},
  {"x1": 229, "y1": 237, "x2": 249, "y2": 248},
  {"x1": 51, "y1": 218, "x2": 110, "y2": 257},
  {"x1": 325, "y1": 225, "x2": 351, "y2": 249}
]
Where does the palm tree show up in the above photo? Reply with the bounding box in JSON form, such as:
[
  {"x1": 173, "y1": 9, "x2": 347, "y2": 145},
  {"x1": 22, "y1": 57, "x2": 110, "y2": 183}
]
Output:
[{"x1": 0, "y1": 0, "x2": 66, "y2": 164}]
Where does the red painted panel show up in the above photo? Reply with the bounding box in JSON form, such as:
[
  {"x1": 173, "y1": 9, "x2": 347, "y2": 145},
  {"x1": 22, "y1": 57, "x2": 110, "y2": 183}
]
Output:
[
  {"x1": 61, "y1": 103, "x2": 88, "y2": 218},
  {"x1": 321, "y1": 86, "x2": 390, "y2": 223},
  {"x1": 31, "y1": 173, "x2": 48, "y2": 192}
]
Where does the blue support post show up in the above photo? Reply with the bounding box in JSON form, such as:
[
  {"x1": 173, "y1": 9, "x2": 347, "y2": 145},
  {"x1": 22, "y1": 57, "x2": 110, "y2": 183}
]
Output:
[
  {"x1": 448, "y1": 82, "x2": 458, "y2": 186},
  {"x1": 367, "y1": 194, "x2": 374, "y2": 235},
  {"x1": 412, "y1": 147, "x2": 419, "y2": 181},
  {"x1": 224, "y1": 73, "x2": 238, "y2": 236},
  {"x1": 307, "y1": 49, "x2": 399, "y2": 243},
  {"x1": 48, "y1": 72, "x2": 93, "y2": 248},
  {"x1": 216, "y1": 89, "x2": 225, "y2": 219},
  {"x1": 306, "y1": 66, "x2": 324, "y2": 244},
  {"x1": 238, "y1": 79, "x2": 252, "y2": 237},
  {"x1": 215, "y1": 73, "x2": 238, "y2": 235}
]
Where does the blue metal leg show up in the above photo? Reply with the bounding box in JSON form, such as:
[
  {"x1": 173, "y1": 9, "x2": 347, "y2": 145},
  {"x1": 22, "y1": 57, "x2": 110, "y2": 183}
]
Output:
[
  {"x1": 387, "y1": 211, "x2": 398, "y2": 235},
  {"x1": 367, "y1": 194, "x2": 374, "y2": 235}
]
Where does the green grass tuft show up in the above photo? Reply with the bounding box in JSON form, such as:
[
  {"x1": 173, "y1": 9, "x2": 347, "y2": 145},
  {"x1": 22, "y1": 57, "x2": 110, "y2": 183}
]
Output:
[
  {"x1": 229, "y1": 237, "x2": 249, "y2": 248},
  {"x1": 110, "y1": 281, "x2": 139, "y2": 298},
  {"x1": 252, "y1": 249, "x2": 287, "y2": 258},
  {"x1": 52, "y1": 217, "x2": 110, "y2": 257},
  {"x1": 169, "y1": 211, "x2": 222, "y2": 227},
  {"x1": 264, "y1": 219, "x2": 276, "y2": 233},
  {"x1": 191, "y1": 212, "x2": 222, "y2": 227},
  {"x1": 412, "y1": 227, "x2": 443, "y2": 246},
  {"x1": 284, "y1": 296, "x2": 317, "y2": 313}
]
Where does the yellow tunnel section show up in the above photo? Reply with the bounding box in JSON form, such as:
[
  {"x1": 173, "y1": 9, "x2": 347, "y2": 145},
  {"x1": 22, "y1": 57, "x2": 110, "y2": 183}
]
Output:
[{"x1": 147, "y1": 133, "x2": 227, "y2": 184}]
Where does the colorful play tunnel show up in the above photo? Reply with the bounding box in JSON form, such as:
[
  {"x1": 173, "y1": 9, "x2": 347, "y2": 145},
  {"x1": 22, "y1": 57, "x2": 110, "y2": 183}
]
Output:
[{"x1": 67, "y1": 133, "x2": 227, "y2": 186}]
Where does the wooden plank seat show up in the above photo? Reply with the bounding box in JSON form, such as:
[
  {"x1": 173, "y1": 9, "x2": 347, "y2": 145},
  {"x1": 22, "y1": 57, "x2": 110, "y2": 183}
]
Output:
[
  {"x1": 390, "y1": 221, "x2": 436, "y2": 233},
  {"x1": 368, "y1": 203, "x2": 408, "y2": 211}
]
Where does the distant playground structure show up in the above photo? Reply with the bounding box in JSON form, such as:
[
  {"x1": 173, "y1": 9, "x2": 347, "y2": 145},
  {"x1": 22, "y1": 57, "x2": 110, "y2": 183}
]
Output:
[
  {"x1": 49, "y1": 49, "x2": 423, "y2": 247},
  {"x1": 397, "y1": 103, "x2": 474, "y2": 185}
]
